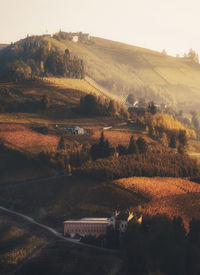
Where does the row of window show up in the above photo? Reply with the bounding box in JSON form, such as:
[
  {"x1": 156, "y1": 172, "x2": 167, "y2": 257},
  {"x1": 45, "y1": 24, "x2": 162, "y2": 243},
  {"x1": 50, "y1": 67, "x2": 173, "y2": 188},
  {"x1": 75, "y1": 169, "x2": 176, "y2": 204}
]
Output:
[
  {"x1": 67, "y1": 228, "x2": 106, "y2": 234},
  {"x1": 66, "y1": 224, "x2": 107, "y2": 229}
]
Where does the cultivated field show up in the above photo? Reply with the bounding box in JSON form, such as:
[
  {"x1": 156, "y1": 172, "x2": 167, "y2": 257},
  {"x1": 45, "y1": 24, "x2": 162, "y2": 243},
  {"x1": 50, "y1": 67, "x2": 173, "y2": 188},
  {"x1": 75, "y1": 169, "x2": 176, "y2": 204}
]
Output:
[
  {"x1": 115, "y1": 177, "x2": 200, "y2": 230},
  {"x1": 0, "y1": 123, "x2": 59, "y2": 154},
  {"x1": 0, "y1": 219, "x2": 44, "y2": 274}
]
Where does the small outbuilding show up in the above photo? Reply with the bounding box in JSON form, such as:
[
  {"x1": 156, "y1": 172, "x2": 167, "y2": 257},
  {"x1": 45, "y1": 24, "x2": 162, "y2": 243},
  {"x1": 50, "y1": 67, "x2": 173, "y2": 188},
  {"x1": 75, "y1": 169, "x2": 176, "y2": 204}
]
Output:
[{"x1": 70, "y1": 126, "x2": 85, "y2": 135}]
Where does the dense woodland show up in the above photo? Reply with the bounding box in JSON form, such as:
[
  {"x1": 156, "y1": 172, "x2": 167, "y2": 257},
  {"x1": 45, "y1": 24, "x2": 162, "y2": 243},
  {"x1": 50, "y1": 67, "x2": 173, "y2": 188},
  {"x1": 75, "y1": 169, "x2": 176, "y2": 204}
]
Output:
[
  {"x1": 79, "y1": 94, "x2": 129, "y2": 118},
  {"x1": 0, "y1": 36, "x2": 85, "y2": 81},
  {"x1": 124, "y1": 215, "x2": 200, "y2": 275}
]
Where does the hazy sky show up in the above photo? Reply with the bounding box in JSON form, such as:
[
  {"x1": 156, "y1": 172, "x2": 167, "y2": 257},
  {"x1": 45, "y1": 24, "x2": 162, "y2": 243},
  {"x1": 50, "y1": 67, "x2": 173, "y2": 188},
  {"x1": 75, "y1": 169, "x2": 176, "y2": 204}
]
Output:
[{"x1": 0, "y1": 0, "x2": 200, "y2": 56}]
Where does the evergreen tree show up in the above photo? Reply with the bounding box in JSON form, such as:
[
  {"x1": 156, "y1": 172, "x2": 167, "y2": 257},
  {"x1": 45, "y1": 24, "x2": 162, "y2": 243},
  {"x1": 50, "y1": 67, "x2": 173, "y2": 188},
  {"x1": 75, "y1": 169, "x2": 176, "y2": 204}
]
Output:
[
  {"x1": 90, "y1": 131, "x2": 111, "y2": 160},
  {"x1": 108, "y1": 99, "x2": 117, "y2": 116},
  {"x1": 57, "y1": 136, "x2": 65, "y2": 150},
  {"x1": 178, "y1": 130, "x2": 188, "y2": 148},
  {"x1": 126, "y1": 93, "x2": 136, "y2": 106},
  {"x1": 116, "y1": 144, "x2": 127, "y2": 156},
  {"x1": 148, "y1": 101, "x2": 157, "y2": 115},
  {"x1": 136, "y1": 137, "x2": 148, "y2": 154},
  {"x1": 188, "y1": 218, "x2": 200, "y2": 245},
  {"x1": 169, "y1": 134, "x2": 177, "y2": 148},
  {"x1": 128, "y1": 136, "x2": 138, "y2": 154},
  {"x1": 41, "y1": 95, "x2": 49, "y2": 109}
]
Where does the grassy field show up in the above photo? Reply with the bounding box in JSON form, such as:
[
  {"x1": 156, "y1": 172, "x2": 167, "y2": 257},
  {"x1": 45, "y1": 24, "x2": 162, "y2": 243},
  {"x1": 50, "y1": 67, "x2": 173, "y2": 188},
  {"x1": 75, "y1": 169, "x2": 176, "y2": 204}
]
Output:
[
  {"x1": 13, "y1": 240, "x2": 121, "y2": 275},
  {"x1": 115, "y1": 177, "x2": 200, "y2": 230},
  {"x1": 58, "y1": 37, "x2": 200, "y2": 110},
  {"x1": 0, "y1": 219, "x2": 44, "y2": 274},
  {"x1": 0, "y1": 123, "x2": 59, "y2": 154}
]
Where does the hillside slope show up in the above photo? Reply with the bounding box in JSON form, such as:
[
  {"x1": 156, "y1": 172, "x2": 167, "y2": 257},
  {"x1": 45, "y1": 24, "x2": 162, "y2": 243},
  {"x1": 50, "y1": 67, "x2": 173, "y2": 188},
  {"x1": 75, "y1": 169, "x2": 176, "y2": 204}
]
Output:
[
  {"x1": 60, "y1": 37, "x2": 200, "y2": 109},
  {"x1": 115, "y1": 177, "x2": 200, "y2": 229}
]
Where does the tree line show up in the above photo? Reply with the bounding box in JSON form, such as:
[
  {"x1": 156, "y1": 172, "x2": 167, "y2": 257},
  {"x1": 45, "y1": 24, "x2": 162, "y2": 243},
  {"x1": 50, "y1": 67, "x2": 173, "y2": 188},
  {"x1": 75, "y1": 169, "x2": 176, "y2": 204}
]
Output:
[
  {"x1": 79, "y1": 94, "x2": 129, "y2": 118},
  {"x1": 0, "y1": 36, "x2": 85, "y2": 81},
  {"x1": 38, "y1": 132, "x2": 199, "y2": 179},
  {"x1": 74, "y1": 132, "x2": 198, "y2": 180}
]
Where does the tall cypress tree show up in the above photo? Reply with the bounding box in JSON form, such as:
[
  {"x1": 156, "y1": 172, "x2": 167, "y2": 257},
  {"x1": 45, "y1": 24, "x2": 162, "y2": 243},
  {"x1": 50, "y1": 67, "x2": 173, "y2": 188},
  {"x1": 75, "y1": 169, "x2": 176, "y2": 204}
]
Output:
[
  {"x1": 57, "y1": 136, "x2": 65, "y2": 150},
  {"x1": 128, "y1": 136, "x2": 138, "y2": 154}
]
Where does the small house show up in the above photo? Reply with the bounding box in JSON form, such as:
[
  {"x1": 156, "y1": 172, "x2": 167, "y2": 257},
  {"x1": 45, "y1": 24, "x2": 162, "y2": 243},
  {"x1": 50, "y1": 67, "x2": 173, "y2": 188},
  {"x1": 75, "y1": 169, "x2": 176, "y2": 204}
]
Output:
[
  {"x1": 70, "y1": 126, "x2": 85, "y2": 135},
  {"x1": 81, "y1": 33, "x2": 90, "y2": 41},
  {"x1": 72, "y1": 36, "x2": 79, "y2": 43}
]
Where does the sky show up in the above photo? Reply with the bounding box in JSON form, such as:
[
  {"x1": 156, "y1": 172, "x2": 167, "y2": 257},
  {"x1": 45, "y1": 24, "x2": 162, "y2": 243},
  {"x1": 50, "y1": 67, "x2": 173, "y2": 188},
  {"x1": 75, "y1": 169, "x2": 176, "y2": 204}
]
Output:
[{"x1": 0, "y1": 0, "x2": 200, "y2": 56}]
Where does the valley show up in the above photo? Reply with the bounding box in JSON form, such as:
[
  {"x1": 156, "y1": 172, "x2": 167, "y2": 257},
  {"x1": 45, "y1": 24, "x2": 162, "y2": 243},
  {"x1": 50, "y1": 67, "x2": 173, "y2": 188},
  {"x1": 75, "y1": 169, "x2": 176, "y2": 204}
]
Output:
[{"x1": 0, "y1": 33, "x2": 200, "y2": 275}]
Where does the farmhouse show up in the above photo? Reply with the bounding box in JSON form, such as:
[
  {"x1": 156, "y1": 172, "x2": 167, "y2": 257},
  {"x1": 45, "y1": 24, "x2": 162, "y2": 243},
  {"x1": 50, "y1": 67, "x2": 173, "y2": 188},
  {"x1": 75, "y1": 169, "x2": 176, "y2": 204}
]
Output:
[
  {"x1": 72, "y1": 35, "x2": 79, "y2": 43},
  {"x1": 55, "y1": 125, "x2": 85, "y2": 134},
  {"x1": 70, "y1": 126, "x2": 85, "y2": 135},
  {"x1": 80, "y1": 33, "x2": 90, "y2": 41},
  {"x1": 64, "y1": 211, "x2": 136, "y2": 237}
]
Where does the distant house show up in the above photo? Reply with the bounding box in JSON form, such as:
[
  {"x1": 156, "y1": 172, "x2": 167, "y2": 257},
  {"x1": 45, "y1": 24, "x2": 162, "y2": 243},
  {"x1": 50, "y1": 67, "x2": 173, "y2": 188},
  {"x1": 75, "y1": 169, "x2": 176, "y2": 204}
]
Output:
[
  {"x1": 64, "y1": 211, "x2": 136, "y2": 237},
  {"x1": 70, "y1": 126, "x2": 85, "y2": 135},
  {"x1": 55, "y1": 125, "x2": 85, "y2": 134},
  {"x1": 72, "y1": 36, "x2": 79, "y2": 43},
  {"x1": 80, "y1": 33, "x2": 90, "y2": 41}
]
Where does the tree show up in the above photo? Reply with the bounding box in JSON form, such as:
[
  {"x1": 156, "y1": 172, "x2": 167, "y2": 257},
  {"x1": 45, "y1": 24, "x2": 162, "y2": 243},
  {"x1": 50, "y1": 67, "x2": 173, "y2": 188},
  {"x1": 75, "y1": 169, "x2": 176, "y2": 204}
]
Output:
[
  {"x1": 126, "y1": 93, "x2": 136, "y2": 106},
  {"x1": 178, "y1": 144, "x2": 186, "y2": 155},
  {"x1": 80, "y1": 94, "x2": 99, "y2": 116},
  {"x1": 57, "y1": 136, "x2": 65, "y2": 150},
  {"x1": 7, "y1": 60, "x2": 32, "y2": 82},
  {"x1": 148, "y1": 124, "x2": 156, "y2": 139},
  {"x1": 160, "y1": 132, "x2": 168, "y2": 147},
  {"x1": 169, "y1": 134, "x2": 177, "y2": 148},
  {"x1": 136, "y1": 137, "x2": 148, "y2": 154},
  {"x1": 41, "y1": 95, "x2": 49, "y2": 109},
  {"x1": 128, "y1": 136, "x2": 138, "y2": 154},
  {"x1": 147, "y1": 101, "x2": 157, "y2": 115},
  {"x1": 190, "y1": 110, "x2": 199, "y2": 130},
  {"x1": 116, "y1": 144, "x2": 127, "y2": 156},
  {"x1": 178, "y1": 130, "x2": 188, "y2": 147},
  {"x1": 184, "y1": 49, "x2": 199, "y2": 64},
  {"x1": 188, "y1": 218, "x2": 200, "y2": 245},
  {"x1": 108, "y1": 99, "x2": 117, "y2": 116},
  {"x1": 90, "y1": 131, "x2": 111, "y2": 160}
]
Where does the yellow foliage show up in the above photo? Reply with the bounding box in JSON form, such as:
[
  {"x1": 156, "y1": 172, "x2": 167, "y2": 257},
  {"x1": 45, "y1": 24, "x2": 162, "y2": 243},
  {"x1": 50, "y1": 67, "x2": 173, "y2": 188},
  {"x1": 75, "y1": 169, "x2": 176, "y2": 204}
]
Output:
[{"x1": 145, "y1": 113, "x2": 196, "y2": 139}]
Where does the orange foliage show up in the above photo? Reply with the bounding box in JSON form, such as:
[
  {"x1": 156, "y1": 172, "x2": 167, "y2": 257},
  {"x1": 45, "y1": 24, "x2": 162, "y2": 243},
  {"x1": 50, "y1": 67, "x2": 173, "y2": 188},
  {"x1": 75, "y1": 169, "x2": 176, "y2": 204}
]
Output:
[
  {"x1": 91, "y1": 129, "x2": 152, "y2": 147},
  {"x1": 0, "y1": 123, "x2": 59, "y2": 153},
  {"x1": 115, "y1": 177, "x2": 200, "y2": 230}
]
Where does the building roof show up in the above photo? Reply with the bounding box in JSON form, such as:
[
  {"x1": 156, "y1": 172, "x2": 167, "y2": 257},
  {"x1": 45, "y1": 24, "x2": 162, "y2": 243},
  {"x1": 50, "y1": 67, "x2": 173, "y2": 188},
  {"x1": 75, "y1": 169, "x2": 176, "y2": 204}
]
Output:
[{"x1": 64, "y1": 217, "x2": 109, "y2": 224}]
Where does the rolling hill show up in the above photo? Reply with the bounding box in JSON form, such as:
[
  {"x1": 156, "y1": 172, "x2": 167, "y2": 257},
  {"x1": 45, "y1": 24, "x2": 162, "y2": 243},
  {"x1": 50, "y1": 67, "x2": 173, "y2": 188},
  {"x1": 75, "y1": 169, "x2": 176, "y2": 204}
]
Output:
[
  {"x1": 1, "y1": 34, "x2": 200, "y2": 111},
  {"x1": 115, "y1": 177, "x2": 200, "y2": 230},
  {"x1": 58, "y1": 36, "x2": 200, "y2": 110}
]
